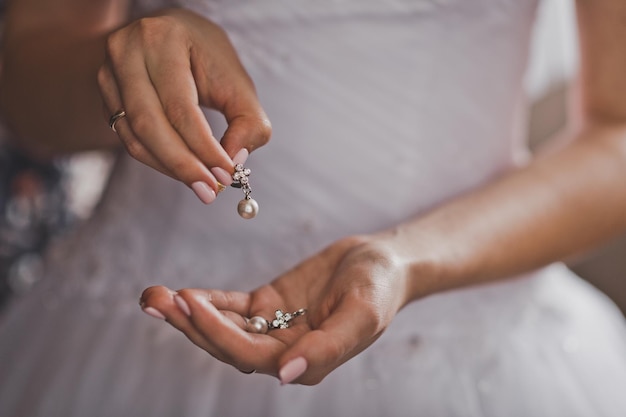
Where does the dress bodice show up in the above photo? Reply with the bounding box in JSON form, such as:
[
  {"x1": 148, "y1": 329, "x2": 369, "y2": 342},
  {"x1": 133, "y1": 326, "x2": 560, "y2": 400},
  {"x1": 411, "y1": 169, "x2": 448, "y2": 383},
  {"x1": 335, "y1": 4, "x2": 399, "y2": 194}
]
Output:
[{"x1": 59, "y1": 0, "x2": 538, "y2": 297}]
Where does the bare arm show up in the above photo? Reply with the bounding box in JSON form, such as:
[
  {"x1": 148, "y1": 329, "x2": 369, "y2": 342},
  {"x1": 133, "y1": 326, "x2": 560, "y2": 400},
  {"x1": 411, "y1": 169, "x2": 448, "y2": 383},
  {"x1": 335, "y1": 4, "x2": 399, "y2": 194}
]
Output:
[
  {"x1": 398, "y1": 126, "x2": 626, "y2": 298},
  {"x1": 395, "y1": 0, "x2": 626, "y2": 299},
  {"x1": 140, "y1": 0, "x2": 626, "y2": 385},
  {"x1": 0, "y1": 0, "x2": 130, "y2": 157}
]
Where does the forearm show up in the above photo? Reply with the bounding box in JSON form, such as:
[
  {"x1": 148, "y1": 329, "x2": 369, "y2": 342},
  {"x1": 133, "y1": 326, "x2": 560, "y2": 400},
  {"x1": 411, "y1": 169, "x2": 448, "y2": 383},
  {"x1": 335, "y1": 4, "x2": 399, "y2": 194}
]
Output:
[
  {"x1": 0, "y1": 1, "x2": 130, "y2": 157},
  {"x1": 385, "y1": 124, "x2": 626, "y2": 300}
]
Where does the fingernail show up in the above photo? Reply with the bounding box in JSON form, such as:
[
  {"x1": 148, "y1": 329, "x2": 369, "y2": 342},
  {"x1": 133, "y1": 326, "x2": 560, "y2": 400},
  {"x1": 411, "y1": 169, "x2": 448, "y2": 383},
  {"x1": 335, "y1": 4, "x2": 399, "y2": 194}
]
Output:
[
  {"x1": 191, "y1": 181, "x2": 216, "y2": 204},
  {"x1": 210, "y1": 167, "x2": 233, "y2": 186},
  {"x1": 174, "y1": 295, "x2": 191, "y2": 316},
  {"x1": 233, "y1": 148, "x2": 249, "y2": 165},
  {"x1": 143, "y1": 307, "x2": 166, "y2": 320},
  {"x1": 279, "y1": 357, "x2": 307, "y2": 385}
]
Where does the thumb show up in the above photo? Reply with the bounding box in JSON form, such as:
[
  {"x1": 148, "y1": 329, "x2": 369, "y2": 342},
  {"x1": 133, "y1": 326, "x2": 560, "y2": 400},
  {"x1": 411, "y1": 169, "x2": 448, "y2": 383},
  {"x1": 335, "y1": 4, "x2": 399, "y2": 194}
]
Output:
[
  {"x1": 277, "y1": 298, "x2": 383, "y2": 386},
  {"x1": 220, "y1": 104, "x2": 272, "y2": 159}
]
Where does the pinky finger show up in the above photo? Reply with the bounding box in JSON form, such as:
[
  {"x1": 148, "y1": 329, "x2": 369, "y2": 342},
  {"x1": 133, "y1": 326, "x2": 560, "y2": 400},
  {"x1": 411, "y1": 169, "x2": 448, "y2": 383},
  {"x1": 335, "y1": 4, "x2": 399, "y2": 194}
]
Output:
[{"x1": 113, "y1": 118, "x2": 177, "y2": 180}]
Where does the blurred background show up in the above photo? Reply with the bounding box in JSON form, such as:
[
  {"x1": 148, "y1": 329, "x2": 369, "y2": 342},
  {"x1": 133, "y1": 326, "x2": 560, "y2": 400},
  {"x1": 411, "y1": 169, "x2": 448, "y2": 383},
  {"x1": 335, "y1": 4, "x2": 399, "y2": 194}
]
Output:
[{"x1": 0, "y1": 0, "x2": 624, "y2": 314}]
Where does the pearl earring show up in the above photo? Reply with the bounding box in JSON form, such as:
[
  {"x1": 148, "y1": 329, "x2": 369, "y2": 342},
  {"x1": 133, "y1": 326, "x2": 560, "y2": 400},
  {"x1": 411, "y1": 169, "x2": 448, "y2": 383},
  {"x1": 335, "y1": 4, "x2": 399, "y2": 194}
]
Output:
[
  {"x1": 232, "y1": 163, "x2": 259, "y2": 219},
  {"x1": 245, "y1": 309, "x2": 307, "y2": 334}
]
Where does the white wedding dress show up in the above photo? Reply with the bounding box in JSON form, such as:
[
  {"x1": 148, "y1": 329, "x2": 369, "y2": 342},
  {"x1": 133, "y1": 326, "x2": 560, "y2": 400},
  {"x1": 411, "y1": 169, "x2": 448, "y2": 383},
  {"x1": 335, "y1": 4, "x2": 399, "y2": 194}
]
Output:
[{"x1": 1, "y1": 0, "x2": 626, "y2": 416}]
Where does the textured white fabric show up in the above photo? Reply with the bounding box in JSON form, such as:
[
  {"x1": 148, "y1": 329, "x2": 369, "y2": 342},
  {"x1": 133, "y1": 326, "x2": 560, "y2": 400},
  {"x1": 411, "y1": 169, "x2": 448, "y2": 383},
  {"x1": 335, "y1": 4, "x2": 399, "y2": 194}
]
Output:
[{"x1": 1, "y1": 1, "x2": 626, "y2": 416}]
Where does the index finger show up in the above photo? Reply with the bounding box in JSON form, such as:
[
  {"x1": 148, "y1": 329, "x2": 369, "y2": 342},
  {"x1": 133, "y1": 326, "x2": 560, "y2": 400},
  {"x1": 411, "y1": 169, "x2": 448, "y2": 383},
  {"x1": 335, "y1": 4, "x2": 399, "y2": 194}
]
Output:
[
  {"x1": 177, "y1": 288, "x2": 252, "y2": 317},
  {"x1": 106, "y1": 31, "x2": 221, "y2": 192},
  {"x1": 146, "y1": 48, "x2": 236, "y2": 183},
  {"x1": 179, "y1": 290, "x2": 288, "y2": 374}
]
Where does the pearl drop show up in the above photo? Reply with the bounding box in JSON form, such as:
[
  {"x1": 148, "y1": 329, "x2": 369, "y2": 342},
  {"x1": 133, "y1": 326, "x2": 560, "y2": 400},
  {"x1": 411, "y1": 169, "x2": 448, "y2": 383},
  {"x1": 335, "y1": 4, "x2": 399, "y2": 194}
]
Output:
[
  {"x1": 237, "y1": 198, "x2": 259, "y2": 219},
  {"x1": 246, "y1": 316, "x2": 268, "y2": 334}
]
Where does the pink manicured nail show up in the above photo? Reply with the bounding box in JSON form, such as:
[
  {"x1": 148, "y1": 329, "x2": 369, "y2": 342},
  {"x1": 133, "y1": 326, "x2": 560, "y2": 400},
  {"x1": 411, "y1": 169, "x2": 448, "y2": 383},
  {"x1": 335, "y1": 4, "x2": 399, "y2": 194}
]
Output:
[
  {"x1": 191, "y1": 181, "x2": 216, "y2": 204},
  {"x1": 210, "y1": 167, "x2": 233, "y2": 186},
  {"x1": 143, "y1": 307, "x2": 166, "y2": 320},
  {"x1": 233, "y1": 148, "x2": 249, "y2": 165},
  {"x1": 279, "y1": 357, "x2": 307, "y2": 385},
  {"x1": 174, "y1": 295, "x2": 191, "y2": 316}
]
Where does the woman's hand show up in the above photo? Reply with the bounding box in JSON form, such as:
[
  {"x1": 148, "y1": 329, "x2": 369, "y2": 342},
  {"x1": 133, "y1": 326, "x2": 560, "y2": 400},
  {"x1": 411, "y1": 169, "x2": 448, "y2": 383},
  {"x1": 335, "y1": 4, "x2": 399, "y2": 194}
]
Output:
[
  {"x1": 98, "y1": 8, "x2": 271, "y2": 202},
  {"x1": 140, "y1": 235, "x2": 414, "y2": 385}
]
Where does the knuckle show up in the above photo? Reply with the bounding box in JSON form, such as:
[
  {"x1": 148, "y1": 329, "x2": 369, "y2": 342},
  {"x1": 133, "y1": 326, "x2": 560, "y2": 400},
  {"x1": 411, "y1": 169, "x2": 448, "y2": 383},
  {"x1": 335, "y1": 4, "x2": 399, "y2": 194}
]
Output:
[
  {"x1": 163, "y1": 100, "x2": 193, "y2": 128},
  {"x1": 106, "y1": 16, "x2": 187, "y2": 61},
  {"x1": 104, "y1": 30, "x2": 127, "y2": 61},
  {"x1": 359, "y1": 304, "x2": 387, "y2": 333},
  {"x1": 122, "y1": 138, "x2": 146, "y2": 161},
  {"x1": 256, "y1": 117, "x2": 272, "y2": 145},
  {"x1": 96, "y1": 66, "x2": 109, "y2": 90},
  {"x1": 127, "y1": 112, "x2": 155, "y2": 138},
  {"x1": 249, "y1": 116, "x2": 272, "y2": 148},
  {"x1": 167, "y1": 157, "x2": 195, "y2": 179},
  {"x1": 135, "y1": 16, "x2": 185, "y2": 47},
  {"x1": 219, "y1": 291, "x2": 234, "y2": 307},
  {"x1": 324, "y1": 337, "x2": 347, "y2": 362}
]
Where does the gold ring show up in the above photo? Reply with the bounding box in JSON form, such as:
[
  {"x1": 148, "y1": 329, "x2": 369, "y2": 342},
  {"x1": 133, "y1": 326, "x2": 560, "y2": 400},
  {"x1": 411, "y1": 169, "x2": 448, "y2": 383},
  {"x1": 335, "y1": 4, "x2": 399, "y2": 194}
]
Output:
[{"x1": 109, "y1": 110, "x2": 126, "y2": 133}]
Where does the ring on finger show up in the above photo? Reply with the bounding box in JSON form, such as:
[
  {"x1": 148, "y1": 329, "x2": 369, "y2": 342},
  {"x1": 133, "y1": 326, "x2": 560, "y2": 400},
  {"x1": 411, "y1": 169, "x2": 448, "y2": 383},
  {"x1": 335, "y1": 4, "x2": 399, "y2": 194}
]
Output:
[{"x1": 109, "y1": 110, "x2": 127, "y2": 133}]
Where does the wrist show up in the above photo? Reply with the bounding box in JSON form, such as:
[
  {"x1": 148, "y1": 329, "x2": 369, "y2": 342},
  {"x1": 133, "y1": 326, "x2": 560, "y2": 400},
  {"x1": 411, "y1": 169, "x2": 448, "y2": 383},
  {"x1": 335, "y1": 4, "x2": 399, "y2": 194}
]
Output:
[{"x1": 371, "y1": 225, "x2": 457, "y2": 305}]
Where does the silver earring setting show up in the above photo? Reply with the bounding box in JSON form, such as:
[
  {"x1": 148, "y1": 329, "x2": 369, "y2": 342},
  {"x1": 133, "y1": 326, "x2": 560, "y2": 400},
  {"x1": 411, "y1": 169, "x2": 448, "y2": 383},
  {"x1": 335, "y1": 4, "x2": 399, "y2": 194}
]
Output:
[
  {"x1": 232, "y1": 163, "x2": 259, "y2": 219},
  {"x1": 245, "y1": 309, "x2": 307, "y2": 334}
]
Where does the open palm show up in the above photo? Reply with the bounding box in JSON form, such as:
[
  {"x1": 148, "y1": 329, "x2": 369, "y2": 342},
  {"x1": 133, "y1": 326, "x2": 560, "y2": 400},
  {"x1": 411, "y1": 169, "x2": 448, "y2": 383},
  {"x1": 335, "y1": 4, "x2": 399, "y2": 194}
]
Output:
[{"x1": 141, "y1": 235, "x2": 411, "y2": 385}]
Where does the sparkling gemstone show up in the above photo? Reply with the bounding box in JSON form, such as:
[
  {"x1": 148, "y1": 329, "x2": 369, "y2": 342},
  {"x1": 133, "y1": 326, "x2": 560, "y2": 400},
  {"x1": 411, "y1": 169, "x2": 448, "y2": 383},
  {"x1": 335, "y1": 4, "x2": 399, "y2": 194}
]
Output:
[{"x1": 235, "y1": 164, "x2": 244, "y2": 171}]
